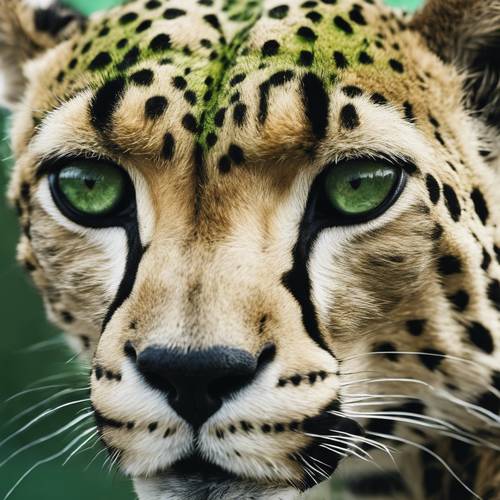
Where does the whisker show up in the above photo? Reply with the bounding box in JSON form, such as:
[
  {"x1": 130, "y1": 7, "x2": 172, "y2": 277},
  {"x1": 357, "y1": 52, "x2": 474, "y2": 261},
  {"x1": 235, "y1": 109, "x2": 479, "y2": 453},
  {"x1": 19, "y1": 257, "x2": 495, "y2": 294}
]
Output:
[
  {"x1": 3, "y1": 427, "x2": 96, "y2": 500},
  {"x1": 63, "y1": 429, "x2": 99, "y2": 465},
  {"x1": 5, "y1": 386, "x2": 90, "y2": 426},
  {"x1": 0, "y1": 411, "x2": 93, "y2": 468},
  {"x1": 0, "y1": 398, "x2": 91, "y2": 449},
  {"x1": 3, "y1": 384, "x2": 67, "y2": 404},
  {"x1": 85, "y1": 447, "x2": 108, "y2": 471},
  {"x1": 367, "y1": 431, "x2": 481, "y2": 500}
]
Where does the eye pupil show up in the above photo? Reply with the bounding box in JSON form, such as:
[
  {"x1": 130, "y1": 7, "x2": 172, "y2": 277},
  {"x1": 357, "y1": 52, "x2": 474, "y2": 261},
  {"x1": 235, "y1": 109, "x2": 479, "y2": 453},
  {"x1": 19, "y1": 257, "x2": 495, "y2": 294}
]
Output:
[
  {"x1": 349, "y1": 178, "x2": 362, "y2": 190},
  {"x1": 84, "y1": 178, "x2": 97, "y2": 190}
]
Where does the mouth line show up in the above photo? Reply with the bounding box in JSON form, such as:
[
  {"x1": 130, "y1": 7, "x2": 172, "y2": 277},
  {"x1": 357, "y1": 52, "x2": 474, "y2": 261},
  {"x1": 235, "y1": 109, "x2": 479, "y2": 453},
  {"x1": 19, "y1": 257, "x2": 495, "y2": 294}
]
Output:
[{"x1": 168, "y1": 453, "x2": 237, "y2": 482}]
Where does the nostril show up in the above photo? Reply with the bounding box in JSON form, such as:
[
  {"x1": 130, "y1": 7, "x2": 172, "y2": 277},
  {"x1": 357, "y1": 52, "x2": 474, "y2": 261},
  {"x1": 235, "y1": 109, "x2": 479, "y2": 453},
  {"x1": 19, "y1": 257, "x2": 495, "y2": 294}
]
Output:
[
  {"x1": 256, "y1": 342, "x2": 276, "y2": 372},
  {"x1": 124, "y1": 341, "x2": 137, "y2": 362}
]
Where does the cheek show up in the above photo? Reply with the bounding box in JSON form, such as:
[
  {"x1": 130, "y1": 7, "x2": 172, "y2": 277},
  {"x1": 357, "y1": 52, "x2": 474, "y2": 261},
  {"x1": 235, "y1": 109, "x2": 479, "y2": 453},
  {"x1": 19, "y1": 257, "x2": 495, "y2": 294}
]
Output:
[
  {"x1": 310, "y1": 217, "x2": 436, "y2": 340},
  {"x1": 26, "y1": 200, "x2": 126, "y2": 342}
]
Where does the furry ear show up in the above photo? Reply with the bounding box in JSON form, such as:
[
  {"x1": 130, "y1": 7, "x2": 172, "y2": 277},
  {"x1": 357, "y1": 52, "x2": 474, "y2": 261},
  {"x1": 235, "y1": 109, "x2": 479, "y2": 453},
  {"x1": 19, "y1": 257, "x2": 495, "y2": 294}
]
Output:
[
  {"x1": 411, "y1": 0, "x2": 500, "y2": 129},
  {"x1": 0, "y1": 0, "x2": 85, "y2": 109}
]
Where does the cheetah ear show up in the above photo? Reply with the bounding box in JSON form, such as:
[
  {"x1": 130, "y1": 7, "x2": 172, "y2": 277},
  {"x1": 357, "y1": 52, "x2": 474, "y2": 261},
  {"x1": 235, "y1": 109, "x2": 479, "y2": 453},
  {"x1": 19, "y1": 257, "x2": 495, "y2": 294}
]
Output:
[
  {"x1": 411, "y1": 0, "x2": 500, "y2": 129},
  {"x1": 0, "y1": 0, "x2": 85, "y2": 109}
]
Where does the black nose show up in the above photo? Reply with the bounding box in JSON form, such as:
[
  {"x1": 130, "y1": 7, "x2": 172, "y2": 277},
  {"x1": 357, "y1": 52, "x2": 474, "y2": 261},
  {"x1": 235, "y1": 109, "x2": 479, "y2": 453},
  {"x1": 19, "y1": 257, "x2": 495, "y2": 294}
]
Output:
[{"x1": 135, "y1": 344, "x2": 275, "y2": 428}]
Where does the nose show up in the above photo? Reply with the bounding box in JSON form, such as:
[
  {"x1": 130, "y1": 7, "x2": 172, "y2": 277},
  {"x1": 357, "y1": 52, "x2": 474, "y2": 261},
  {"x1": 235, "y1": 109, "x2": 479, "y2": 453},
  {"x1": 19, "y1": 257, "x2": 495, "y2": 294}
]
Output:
[{"x1": 135, "y1": 344, "x2": 275, "y2": 428}]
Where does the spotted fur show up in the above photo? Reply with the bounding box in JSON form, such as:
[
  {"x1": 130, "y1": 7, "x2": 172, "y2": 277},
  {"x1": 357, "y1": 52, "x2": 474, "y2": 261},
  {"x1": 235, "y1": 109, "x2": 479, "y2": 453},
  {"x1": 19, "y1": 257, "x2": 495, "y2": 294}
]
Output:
[{"x1": 1, "y1": 0, "x2": 499, "y2": 498}]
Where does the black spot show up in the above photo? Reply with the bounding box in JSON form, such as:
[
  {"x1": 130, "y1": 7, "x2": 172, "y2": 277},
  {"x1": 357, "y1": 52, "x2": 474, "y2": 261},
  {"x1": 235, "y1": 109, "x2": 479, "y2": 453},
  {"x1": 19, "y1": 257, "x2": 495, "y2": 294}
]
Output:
[
  {"x1": 306, "y1": 11, "x2": 322, "y2": 23},
  {"x1": 228, "y1": 144, "x2": 245, "y2": 165},
  {"x1": 495, "y1": 245, "x2": 500, "y2": 264},
  {"x1": 90, "y1": 77, "x2": 126, "y2": 131},
  {"x1": 261, "y1": 423, "x2": 272, "y2": 433},
  {"x1": 150, "y1": 34, "x2": 171, "y2": 52},
  {"x1": 373, "y1": 342, "x2": 399, "y2": 361},
  {"x1": 437, "y1": 255, "x2": 462, "y2": 275},
  {"x1": 418, "y1": 348, "x2": 444, "y2": 371},
  {"x1": 182, "y1": 114, "x2": 198, "y2": 133},
  {"x1": 476, "y1": 391, "x2": 500, "y2": 415},
  {"x1": 88, "y1": 51, "x2": 112, "y2": 71},
  {"x1": 321, "y1": 0, "x2": 337, "y2": 3},
  {"x1": 258, "y1": 70, "x2": 295, "y2": 123},
  {"x1": 98, "y1": 26, "x2": 109, "y2": 37},
  {"x1": 148, "y1": 422, "x2": 158, "y2": 432},
  {"x1": 145, "y1": 96, "x2": 168, "y2": 119},
  {"x1": 333, "y1": 51, "x2": 348, "y2": 69},
  {"x1": 389, "y1": 59, "x2": 404, "y2": 73},
  {"x1": 200, "y1": 38, "x2": 212, "y2": 49},
  {"x1": 117, "y1": 46, "x2": 140, "y2": 71},
  {"x1": 230, "y1": 73, "x2": 246, "y2": 86},
  {"x1": 164, "y1": 8, "x2": 186, "y2": 19},
  {"x1": 297, "y1": 26, "x2": 317, "y2": 41},
  {"x1": 34, "y1": 7, "x2": 76, "y2": 35},
  {"x1": 56, "y1": 71, "x2": 65, "y2": 83},
  {"x1": 233, "y1": 103, "x2": 247, "y2": 126},
  {"x1": 116, "y1": 38, "x2": 128, "y2": 49},
  {"x1": 301, "y1": 73, "x2": 329, "y2": 140},
  {"x1": 146, "y1": 0, "x2": 161, "y2": 8},
  {"x1": 358, "y1": 51, "x2": 373, "y2": 64},
  {"x1": 172, "y1": 76, "x2": 187, "y2": 90},
  {"x1": 448, "y1": 290, "x2": 469, "y2": 312},
  {"x1": 301, "y1": 1, "x2": 318, "y2": 7},
  {"x1": 214, "y1": 108, "x2": 226, "y2": 127},
  {"x1": 130, "y1": 69, "x2": 154, "y2": 86},
  {"x1": 269, "y1": 5, "x2": 289, "y2": 19},
  {"x1": 406, "y1": 319, "x2": 426, "y2": 336},
  {"x1": 425, "y1": 174, "x2": 440, "y2": 204},
  {"x1": 203, "y1": 14, "x2": 221, "y2": 31},
  {"x1": 184, "y1": 90, "x2": 197, "y2": 105},
  {"x1": 428, "y1": 114, "x2": 439, "y2": 127},
  {"x1": 218, "y1": 155, "x2": 231, "y2": 173},
  {"x1": 487, "y1": 279, "x2": 500, "y2": 311},
  {"x1": 136, "y1": 20, "x2": 151, "y2": 33},
  {"x1": 299, "y1": 50, "x2": 314, "y2": 66},
  {"x1": 434, "y1": 130, "x2": 445, "y2": 146},
  {"x1": 262, "y1": 40, "x2": 280, "y2": 56},
  {"x1": 274, "y1": 423, "x2": 285, "y2": 432},
  {"x1": 162, "y1": 133, "x2": 175, "y2": 160},
  {"x1": 481, "y1": 248, "x2": 492, "y2": 271},
  {"x1": 366, "y1": 416, "x2": 395, "y2": 435},
  {"x1": 61, "y1": 311, "x2": 74, "y2": 323},
  {"x1": 370, "y1": 93, "x2": 387, "y2": 105},
  {"x1": 95, "y1": 366, "x2": 104, "y2": 380},
  {"x1": 466, "y1": 322, "x2": 494, "y2": 354},
  {"x1": 340, "y1": 103, "x2": 359, "y2": 129},
  {"x1": 119, "y1": 12, "x2": 138, "y2": 25},
  {"x1": 342, "y1": 85, "x2": 363, "y2": 97},
  {"x1": 403, "y1": 101, "x2": 415, "y2": 123},
  {"x1": 349, "y1": 7, "x2": 366, "y2": 25},
  {"x1": 334, "y1": 15, "x2": 353, "y2": 34},
  {"x1": 206, "y1": 132, "x2": 217, "y2": 148},
  {"x1": 470, "y1": 188, "x2": 489, "y2": 224},
  {"x1": 68, "y1": 58, "x2": 78, "y2": 69},
  {"x1": 442, "y1": 184, "x2": 461, "y2": 222}
]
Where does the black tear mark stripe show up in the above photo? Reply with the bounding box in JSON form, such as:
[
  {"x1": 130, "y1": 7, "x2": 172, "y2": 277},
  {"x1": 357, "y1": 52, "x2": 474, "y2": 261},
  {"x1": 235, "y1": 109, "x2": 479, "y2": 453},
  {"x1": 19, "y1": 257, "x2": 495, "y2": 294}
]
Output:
[
  {"x1": 89, "y1": 84, "x2": 147, "y2": 332},
  {"x1": 281, "y1": 173, "x2": 338, "y2": 356}
]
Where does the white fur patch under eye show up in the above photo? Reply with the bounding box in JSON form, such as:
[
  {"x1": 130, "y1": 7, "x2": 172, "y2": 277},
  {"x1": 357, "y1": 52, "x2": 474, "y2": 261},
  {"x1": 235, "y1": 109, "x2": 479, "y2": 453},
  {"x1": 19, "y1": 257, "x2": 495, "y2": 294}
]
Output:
[{"x1": 36, "y1": 178, "x2": 128, "y2": 298}]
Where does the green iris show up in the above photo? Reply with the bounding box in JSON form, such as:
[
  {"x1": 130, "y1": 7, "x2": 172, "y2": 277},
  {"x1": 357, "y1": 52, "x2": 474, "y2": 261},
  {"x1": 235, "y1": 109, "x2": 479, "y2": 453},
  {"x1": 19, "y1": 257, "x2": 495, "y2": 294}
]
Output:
[
  {"x1": 57, "y1": 161, "x2": 125, "y2": 216},
  {"x1": 325, "y1": 160, "x2": 399, "y2": 216}
]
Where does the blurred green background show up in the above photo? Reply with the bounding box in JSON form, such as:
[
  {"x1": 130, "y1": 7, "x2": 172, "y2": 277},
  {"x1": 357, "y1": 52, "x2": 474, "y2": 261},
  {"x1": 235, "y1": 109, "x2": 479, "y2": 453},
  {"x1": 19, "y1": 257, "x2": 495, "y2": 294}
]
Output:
[{"x1": 0, "y1": 1, "x2": 421, "y2": 499}]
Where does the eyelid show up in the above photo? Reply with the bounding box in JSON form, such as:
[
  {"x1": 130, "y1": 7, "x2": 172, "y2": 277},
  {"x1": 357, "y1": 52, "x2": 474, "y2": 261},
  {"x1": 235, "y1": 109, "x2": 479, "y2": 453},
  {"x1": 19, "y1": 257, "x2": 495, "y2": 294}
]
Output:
[{"x1": 36, "y1": 153, "x2": 119, "y2": 179}]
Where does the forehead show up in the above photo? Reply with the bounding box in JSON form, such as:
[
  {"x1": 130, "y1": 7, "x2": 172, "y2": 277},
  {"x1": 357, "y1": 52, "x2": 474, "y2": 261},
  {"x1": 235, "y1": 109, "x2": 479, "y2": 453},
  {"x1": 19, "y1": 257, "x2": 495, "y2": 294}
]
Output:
[{"x1": 26, "y1": 0, "x2": 428, "y2": 178}]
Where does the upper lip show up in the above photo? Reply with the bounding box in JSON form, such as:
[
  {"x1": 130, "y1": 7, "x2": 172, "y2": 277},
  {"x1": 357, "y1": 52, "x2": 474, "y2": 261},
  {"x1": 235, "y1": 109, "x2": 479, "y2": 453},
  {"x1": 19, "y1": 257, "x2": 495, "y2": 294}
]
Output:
[{"x1": 170, "y1": 453, "x2": 236, "y2": 481}]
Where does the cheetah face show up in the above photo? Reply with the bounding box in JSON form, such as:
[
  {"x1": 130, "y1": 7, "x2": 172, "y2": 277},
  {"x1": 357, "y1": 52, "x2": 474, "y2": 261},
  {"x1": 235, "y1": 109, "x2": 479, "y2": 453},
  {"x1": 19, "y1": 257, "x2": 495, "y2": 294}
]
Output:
[{"x1": 2, "y1": 0, "x2": 500, "y2": 498}]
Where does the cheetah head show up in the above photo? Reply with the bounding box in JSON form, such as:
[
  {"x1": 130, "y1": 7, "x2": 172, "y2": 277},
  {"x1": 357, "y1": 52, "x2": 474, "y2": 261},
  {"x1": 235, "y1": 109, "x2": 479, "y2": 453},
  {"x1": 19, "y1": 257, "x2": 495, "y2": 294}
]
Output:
[{"x1": 1, "y1": 0, "x2": 499, "y2": 498}]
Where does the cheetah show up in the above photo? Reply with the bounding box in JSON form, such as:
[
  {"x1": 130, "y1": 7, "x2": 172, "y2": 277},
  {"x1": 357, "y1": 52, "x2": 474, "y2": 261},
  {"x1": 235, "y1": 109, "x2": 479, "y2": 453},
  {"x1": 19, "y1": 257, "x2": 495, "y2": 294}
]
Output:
[{"x1": 0, "y1": 0, "x2": 499, "y2": 498}]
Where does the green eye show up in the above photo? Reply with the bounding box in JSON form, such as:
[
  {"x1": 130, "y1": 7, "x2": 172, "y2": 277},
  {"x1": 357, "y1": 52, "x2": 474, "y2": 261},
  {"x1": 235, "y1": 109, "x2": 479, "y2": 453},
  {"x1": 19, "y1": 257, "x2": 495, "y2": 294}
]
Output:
[
  {"x1": 56, "y1": 161, "x2": 127, "y2": 217},
  {"x1": 324, "y1": 160, "x2": 400, "y2": 217}
]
